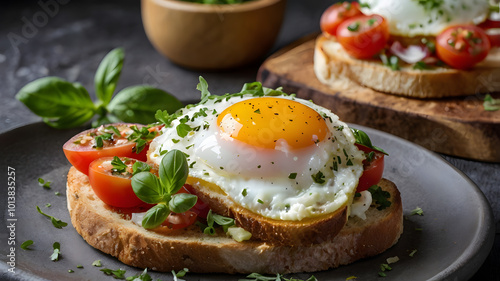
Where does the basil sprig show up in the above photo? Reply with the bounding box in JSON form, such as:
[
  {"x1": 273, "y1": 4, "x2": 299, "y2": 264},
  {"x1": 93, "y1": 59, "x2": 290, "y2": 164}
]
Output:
[
  {"x1": 16, "y1": 48, "x2": 183, "y2": 129},
  {"x1": 131, "y1": 149, "x2": 197, "y2": 229},
  {"x1": 350, "y1": 128, "x2": 388, "y2": 155}
]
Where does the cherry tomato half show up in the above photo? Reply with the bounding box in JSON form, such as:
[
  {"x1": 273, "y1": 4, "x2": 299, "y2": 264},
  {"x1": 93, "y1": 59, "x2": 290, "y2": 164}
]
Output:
[
  {"x1": 336, "y1": 14, "x2": 390, "y2": 59},
  {"x1": 177, "y1": 185, "x2": 210, "y2": 219},
  {"x1": 355, "y1": 144, "x2": 385, "y2": 192},
  {"x1": 161, "y1": 210, "x2": 198, "y2": 230},
  {"x1": 88, "y1": 157, "x2": 149, "y2": 208},
  {"x1": 63, "y1": 123, "x2": 159, "y2": 175},
  {"x1": 436, "y1": 25, "x2": 491, "y2": 69},
  {"x1": 320, "y1": 2, "x2": 363, "y2": 36}
]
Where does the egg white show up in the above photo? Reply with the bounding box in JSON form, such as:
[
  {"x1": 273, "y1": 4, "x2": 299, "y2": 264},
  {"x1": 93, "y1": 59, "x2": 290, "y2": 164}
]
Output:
[
  {"x1": 361, "y1": 0, "x2": 490, "y2": 36},
  {"x1": 148, "y1": 95, "x2": 364, "y2": 221}
]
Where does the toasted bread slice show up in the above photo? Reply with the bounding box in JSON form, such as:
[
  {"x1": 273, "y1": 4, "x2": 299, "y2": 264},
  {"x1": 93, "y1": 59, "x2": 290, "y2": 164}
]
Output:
[
  {"x1": 186, "y1": 177, "x2": 348, "y2": 246},
  {"x1": 67, "y1": 166, "x2": 403, "y2": 274},
  {"x1": 314, "y1": 34, "x2": 500, "y2": 99}
]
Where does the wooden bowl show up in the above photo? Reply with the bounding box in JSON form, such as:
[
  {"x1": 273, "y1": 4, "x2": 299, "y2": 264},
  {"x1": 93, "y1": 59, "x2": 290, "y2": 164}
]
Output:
[{"x1": 141, "y1": 0, "x2": 286, "y2": 70}]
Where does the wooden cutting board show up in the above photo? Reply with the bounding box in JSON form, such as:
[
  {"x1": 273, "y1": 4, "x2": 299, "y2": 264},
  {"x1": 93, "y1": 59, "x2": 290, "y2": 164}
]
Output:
[{"x1": 257, "y1": 35, "x2": 500, "y2": 162}]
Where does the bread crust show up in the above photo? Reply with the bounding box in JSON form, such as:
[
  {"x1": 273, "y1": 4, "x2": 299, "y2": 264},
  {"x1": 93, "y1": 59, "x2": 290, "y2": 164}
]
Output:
[
  {"x1": 186, "y1": 177, "x2": 348, "y2": 246},
  {"x1": 67, "y1": 166, "x2": 403, "y2": 274},
  {"x1": 314, "y1": 34, "x2": 500, "y2": 99}
]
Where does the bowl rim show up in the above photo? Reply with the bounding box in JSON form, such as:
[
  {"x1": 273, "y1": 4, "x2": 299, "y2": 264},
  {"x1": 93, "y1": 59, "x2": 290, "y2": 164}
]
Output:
[{"x1": 146, "y1": 0, "x2": 285, "y2": 13}]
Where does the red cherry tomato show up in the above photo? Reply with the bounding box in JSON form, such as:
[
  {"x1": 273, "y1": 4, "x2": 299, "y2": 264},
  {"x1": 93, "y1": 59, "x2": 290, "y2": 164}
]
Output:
[
  {"x1": 161, "y1": 210, "x2": 198, "y2": 230},
  {"x1": 486, "y1": 33, "x2": 500, "y2": 47},
  {"x1": 355, "y1": 144, "x2": 385, "y2": 192},
  {"x1": 177, "y1": 185, "x2": 210, "y2": 219},
  {"x1": 336, "y1": 14, "x2": 390, "y2": 59},
  {"x1": 63, "y1": 123, "x2": 159, "y2": 175},
  {"x1": 436, "y1": 25, "x2": 491, "y2": 69},
  {"x1": 320, "y1": 2, "x2": 363, "y2": 36},
  {"x1": 88, "y1": 157, "x2": 149, "y2": 208},
  {"x1": 478, "y1": 19, "x2": 500, "y2": 29},
  {"x1": 477, "y1": 19, "x2": 500, "y2": 47}
]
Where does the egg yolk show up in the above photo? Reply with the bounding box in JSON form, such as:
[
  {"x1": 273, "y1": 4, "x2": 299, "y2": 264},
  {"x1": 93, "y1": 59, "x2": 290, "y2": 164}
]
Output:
[{"x1": 217, "y1": 97, "x2": 329, "y2": 150}]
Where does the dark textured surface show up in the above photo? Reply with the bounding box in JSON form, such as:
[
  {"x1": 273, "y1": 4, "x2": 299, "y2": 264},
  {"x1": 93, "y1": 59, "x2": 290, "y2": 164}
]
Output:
[{"x1": 0, "y1": 0, "x2": 498, "y2": 280}]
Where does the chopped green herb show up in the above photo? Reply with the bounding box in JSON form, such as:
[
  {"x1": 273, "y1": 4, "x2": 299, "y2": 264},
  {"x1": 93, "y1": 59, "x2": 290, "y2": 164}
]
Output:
[
  {"x1": 257, "y1": 199, "x2": 264, "y2": 204},
  {"x1": 410, "y1": 207, "x2": 424, "y2": 216},
  {"x1": 484, "y1": 94, "x2": 500, "y2": 111},
  {"x1": 45, "y1": 203, "x2": 51, "y2": 208},
  {"x1": 77, "y1": 265, "x2": 84, "y2": 269},
  {"x1": 409, "y1": 249, "x2": 418, "y2": 257},
  {"x1": 311, "y1": 171, "x2": 326, "y2": 184},
  {"x1": 380, "y1": 263, "x2": 392, "y2": 271},
  {"x1": 347, "y1": 21, "x2": 360, "y2": 32},
  {"x1": 241, "y1": 273, "x2": 318, "y2": 281},
  {"x1": 38, "y1": 178, "x2": 51, "y2": 189},
  {"x1": 242, "y1": 189, "x2": 248, "y2": 197},
  {"x1": 54, "y1": 191, "x2": 61, "y2": 196},
  {"x1": 94, "y1": 135, "x2": 104, "y2": 148},
  {"x1": 413, "y1": 61, "x2": 431, "y2": 70},
  {"x1": 51, "y1": 242, "x2": 61, "y2": 261},
  {"x1": 92, "y1": 259, "x2": 102, "y2": 267},
  {"x1": 288, "y1": 172, "x2": 297, "y2": 179},
  {"x1": 111, "y1": 156, "x2": 128, "y2": 174},
  {"x1": 126, "y1": 268, "x2": 153, "y2": 281},
  {"x1": 36, "y1": 206, "x2": 68, "y2": 228},
  {"x1": 101, "y1": 268, "x2": 127, "y2": 279},
  {"x1": 68, "y1": 269, "x2": 74, "y2": 273},
  {"x1": 173, "y1": 268, "x2": 189, "y2": 278},
  {"x1": 203, "y1": 210, "x2": 235, "y2": 234},
  {"x1": 254, "y1": 109, "x2": 261, "y2": 114},
  {"x1": 20, "y1": 240, "x2": 34, "y2": 250},
  {"x1": 367, "y1": 185, "x2": 391, "y2": 210}
]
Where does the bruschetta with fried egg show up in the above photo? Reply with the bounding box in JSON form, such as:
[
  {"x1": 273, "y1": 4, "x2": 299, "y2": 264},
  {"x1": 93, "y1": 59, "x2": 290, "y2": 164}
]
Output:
[{"x1": 314, "y1": 0, "x2": 500, "y2": 98}]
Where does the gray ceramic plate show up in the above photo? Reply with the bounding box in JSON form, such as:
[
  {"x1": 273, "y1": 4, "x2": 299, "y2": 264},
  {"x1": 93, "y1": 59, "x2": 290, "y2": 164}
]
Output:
[{"x1": 0, "y1": 123, "x2": 494, "y2": 281}]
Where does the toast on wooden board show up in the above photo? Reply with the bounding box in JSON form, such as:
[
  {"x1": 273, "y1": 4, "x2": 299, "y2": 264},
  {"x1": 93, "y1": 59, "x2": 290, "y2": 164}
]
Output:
[
  {"x1": 314, "y1": 34, "x2": 500, "y2": 99},
  {"x1": 67, "y1": 166, "x2": 403, "y2": 274}
]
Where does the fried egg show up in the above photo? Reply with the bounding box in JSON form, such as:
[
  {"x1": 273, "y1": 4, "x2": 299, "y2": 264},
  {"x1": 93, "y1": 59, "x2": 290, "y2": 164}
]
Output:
[
  {"x1": 148, "y1": 94, "x2": 364, "y2": 221},
  {"x1": 361, "y1": 0, "x2": 490, "y2": 36}
]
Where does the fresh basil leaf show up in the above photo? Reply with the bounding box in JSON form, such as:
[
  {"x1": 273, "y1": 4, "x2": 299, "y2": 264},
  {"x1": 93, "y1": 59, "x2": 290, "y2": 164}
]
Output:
[
  {"x1": 132, "y1": 161, "x2": 152, "y2": 176},
  {"x1": 94, "y1": 48, "x2": 124, "y2": 105},
  {"x1": 351, "y1": 128, "x2": 373, "y2": 147},
  {"x1": 131, "y1": 172, "x2": 164, "y2": 204},
  {"x1": 350, "y1": 128, "x2": 388, "y2": 155},
  {"x1": 196, "y1": 76, "x2": 211, "y2": 102},
  {"x1": 158, "y1": 150, "x2": 189, "y2": 195},
  {"x1": 169, "y1": 193, "x2": 197, "y2": 213},
  {"x1": 142, "y1": 203, "x2": 169, "y2": 229},
  {"x1": 108, "y1": 85, "x2": 183, "y2": 124},
  {"x1": 16, "y1": 78, "x2": 95, "y2": 129}
]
